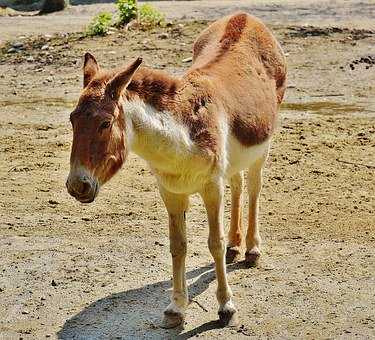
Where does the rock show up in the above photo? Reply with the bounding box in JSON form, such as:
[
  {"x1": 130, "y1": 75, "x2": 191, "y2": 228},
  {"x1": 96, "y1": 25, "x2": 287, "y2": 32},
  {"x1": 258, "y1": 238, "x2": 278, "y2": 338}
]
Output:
[
  {"x1": 158, "y1": 33, "x2": 169, "y2": 39},
  {"x1": 41, "y1": 44, "x2": 49, "y2": 51},
  {"x1": 7, "y1": 47, "x2": 17, "y2": 54},
  {"x1": 48, "y1": 199, "x2": 58, "y2": 205},
  {"x1": 182, "y1": 57, "x2": 192, "y2": 63},
  {"x1": 11, "y1": 41, "x2": 23, "y2": 49},
  {"x1": 26, "y1": 56, "x2": 34, "y2": 62},
  {"x1": 21, "y1": 310, "x2": 29, "y2": 315}
]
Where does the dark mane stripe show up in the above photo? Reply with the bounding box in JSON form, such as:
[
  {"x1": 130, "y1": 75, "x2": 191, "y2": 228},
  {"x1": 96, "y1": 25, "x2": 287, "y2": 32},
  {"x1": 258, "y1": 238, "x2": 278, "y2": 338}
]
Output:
[{"x1": 220, "y1": 13, "x2": 248, "y2": 53}]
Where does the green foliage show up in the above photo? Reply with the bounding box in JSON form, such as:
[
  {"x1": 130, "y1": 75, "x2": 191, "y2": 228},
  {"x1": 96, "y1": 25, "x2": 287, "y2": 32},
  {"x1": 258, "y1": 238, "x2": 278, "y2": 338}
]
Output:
[
  {"x1": 139, "y1": 4, "x2": 165, "y2": 28},
  {"x1": 86, "y1": 12, "x2": 112, "y2": 37},
  {"x1": 116, "y1": 0, "x2": 137, "y2": 26},
  {"x1": 85, "y1": 0, "x2": 165, "y2": 37}
]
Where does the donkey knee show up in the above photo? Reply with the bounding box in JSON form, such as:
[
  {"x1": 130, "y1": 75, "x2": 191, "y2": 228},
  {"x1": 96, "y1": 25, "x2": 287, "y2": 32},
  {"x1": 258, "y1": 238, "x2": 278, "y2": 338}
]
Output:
[
  {"x1": 170, "y1": 239, "x2": 187, "y2": 258},
  {"x1": 208, "y1": 237, "x2": 226, "y2": 259}
]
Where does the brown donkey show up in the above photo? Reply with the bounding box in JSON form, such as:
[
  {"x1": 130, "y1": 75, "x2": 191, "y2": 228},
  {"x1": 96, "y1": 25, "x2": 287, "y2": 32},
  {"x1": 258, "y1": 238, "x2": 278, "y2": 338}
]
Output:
[{"x1": 66, "y1": 12, "x2": 286, "y2": 328}]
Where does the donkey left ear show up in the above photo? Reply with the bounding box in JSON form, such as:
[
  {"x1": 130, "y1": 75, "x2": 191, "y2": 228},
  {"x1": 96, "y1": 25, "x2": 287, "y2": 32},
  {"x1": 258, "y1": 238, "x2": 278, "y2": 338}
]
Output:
[
  {"x1": 106, "y1": 57, "x2": 143, "y2": 101},
  {"x1": 83, "y1": 52, "x2": 100, "y2": 88}
]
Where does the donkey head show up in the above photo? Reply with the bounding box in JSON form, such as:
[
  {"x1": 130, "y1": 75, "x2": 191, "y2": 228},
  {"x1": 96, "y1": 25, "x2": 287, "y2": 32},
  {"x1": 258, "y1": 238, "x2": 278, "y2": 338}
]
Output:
[{"x1": 66, "y1": 53, "x2": 142, "y2": 203}]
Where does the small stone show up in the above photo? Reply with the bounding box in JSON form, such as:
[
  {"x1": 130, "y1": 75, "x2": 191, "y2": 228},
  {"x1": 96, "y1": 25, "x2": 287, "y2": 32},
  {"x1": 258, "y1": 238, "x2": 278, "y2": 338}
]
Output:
[
  {"x1": 158, "y1": 33, "x2": 169, "y2": 39},
  {"x1": 12, "y1": 41, "x2": 23, "y2": 48},
  {"x1": 21, "y1": 310, "x2": 29, "y2": 315},
  {"x1": 41, "y1": 44, "x2": 49, "y2": 51},
  {"x1": 45, "y1": 77, "x2": 53, "y2": 83},
  {"x1": 26, "y1": 56, "x2": 34, "y2": 62},
  {"x1": 7, "y1": 47, "x2": 17, "y2": 54},
  {"x1": 48, "y1": 200, "x2": 59, "y2": 205},
  {"x1": 182, "y1": 57, "x2": 193, "y2": 63}
]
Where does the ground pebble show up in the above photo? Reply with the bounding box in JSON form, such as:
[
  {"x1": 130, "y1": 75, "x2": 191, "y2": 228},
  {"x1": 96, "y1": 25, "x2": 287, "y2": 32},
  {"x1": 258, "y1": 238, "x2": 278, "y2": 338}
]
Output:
[
  {"x1": 182, "y1": 57, "x2": 193, "y2": 63},
  {"x1": 158, "y1": 33, "x2": 169, "y2": 39},
  {"x1": 12, "y1": 41, "x2": 23, "y2": 48}
]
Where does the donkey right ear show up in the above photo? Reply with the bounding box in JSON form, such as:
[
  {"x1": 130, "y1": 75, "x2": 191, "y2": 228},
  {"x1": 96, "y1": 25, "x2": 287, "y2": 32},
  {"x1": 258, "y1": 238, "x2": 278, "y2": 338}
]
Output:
[{"x1": 83, "y1": 52, "x2": 100, "y2": 88}]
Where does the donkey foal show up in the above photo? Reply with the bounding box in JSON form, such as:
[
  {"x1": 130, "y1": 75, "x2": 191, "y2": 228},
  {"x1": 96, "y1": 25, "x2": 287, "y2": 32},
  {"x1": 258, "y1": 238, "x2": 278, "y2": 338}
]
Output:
[{"x1": 66, "y1": 12, "x2": 286, "y2": 328}]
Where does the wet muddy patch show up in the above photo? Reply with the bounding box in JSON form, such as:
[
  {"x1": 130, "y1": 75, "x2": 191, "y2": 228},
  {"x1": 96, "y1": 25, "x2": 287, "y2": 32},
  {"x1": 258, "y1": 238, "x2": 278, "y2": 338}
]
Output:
[{"x1": 281, "y1": 101, "x2": 373, "y2": 115}]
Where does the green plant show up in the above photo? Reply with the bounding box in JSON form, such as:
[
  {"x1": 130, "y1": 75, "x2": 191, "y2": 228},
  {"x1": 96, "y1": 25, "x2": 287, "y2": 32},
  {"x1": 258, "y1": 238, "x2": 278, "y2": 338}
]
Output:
[
  {"x1": 86, "y1": 12, "x2": 113, "y2": 36},
  {"x1": 116, "y1": 0, "x2": 137, "y2": 26},
  {"x1": 139, "y1": 4, "x2": 165, "y2": 28}
]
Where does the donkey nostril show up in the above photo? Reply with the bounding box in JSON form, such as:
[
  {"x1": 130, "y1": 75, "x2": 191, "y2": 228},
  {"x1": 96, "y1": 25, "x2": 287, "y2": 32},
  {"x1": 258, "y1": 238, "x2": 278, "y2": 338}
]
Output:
[
  {"x1": 75, "y1": 179, "x2": 90, "y2": 195},
  {"x1": 81, "y1": 181, "x2": 91, "y2": 194}
]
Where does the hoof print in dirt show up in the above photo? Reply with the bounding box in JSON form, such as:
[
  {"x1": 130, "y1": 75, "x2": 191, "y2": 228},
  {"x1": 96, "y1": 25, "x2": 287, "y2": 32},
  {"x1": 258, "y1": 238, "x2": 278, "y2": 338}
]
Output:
[
  {"x1": 226, "y1": 246, "x2": 242, "y2": 264},
  {"x1": 346, "y1": 55, "x2": 375, "y2": 71},
  {"x1": 161, "y1": 311, "x2": 185, "y2": 329}
]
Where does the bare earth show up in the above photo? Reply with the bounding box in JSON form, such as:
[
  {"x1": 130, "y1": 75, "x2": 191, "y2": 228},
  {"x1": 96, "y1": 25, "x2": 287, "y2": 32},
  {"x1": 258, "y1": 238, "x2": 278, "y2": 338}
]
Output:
[{"x1": 0, "y1": 1, "x2": 374, "y2": 339}]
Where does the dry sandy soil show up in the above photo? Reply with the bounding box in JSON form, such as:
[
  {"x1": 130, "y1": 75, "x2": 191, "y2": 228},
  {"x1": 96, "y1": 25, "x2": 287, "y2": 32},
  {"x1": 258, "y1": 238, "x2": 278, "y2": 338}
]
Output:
[{"x1": 0, "y1": 1, "x2": 374, "y2": 339}]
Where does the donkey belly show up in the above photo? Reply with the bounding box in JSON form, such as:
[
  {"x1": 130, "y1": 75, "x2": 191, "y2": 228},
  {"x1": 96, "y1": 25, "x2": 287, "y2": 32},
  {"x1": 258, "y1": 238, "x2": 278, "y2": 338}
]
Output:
[
  {"x1": 226, "y1": 137, "x2": 270, "y2": 178},
  {"x1": 152, "y1": 154, "x2": 217, "y2": 194}
]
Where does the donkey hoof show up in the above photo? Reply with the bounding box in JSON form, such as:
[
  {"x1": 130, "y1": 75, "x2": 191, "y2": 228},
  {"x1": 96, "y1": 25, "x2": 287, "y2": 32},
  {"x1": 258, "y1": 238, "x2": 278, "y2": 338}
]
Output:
[
  {"x1": 161, "y1": 310, "x2": 184, "y2": 329},
  {"x1": 226, "y1": 246, "x2": 241, "y2": 264},
  {"x1": 218, "y1": 302, "x2": 238, "y2": 328},
  {"x1": 244, "y1": 251, "x2": 260, "y2": 267}
]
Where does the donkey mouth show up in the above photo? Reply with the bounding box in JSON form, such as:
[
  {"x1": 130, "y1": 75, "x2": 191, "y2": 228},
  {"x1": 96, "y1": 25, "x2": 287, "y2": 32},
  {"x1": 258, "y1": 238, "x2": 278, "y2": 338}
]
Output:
[
  {"x1": 75, "y1": 184, "x2": 99, "y2": 204},
  {"x1": 67, "y1": 179, "x2": 99, "y2": 204},
  {"x1": 76, "y1": 195, "x2": 96, "y2": 204}
]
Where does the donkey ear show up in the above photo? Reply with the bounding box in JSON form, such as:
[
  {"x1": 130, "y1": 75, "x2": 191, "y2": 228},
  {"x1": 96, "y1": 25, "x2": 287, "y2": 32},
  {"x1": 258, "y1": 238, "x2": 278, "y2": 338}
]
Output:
[
  {"x1": 106, "y1": 57, "x2": 143, "y2": 101},
  {"x1": 83, "y1": 52, "x2": 100, "y2": 88}
]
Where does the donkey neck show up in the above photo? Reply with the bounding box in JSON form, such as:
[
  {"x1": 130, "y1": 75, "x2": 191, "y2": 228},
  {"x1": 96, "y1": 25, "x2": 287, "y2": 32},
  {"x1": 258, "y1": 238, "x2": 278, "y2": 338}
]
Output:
[
  {"x1": 125, "y1": 67, "x2": 181, "y2": 112},
  {"x1": 121, "y1": 68, "x2": 194, "y2": 170}
]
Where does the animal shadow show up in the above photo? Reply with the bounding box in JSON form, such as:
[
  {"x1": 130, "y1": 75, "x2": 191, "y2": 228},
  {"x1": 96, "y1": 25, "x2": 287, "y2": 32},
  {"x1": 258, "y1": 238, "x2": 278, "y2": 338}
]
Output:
[{"x1": 58, "y1": 262, "x2": 245, "y2": 339}]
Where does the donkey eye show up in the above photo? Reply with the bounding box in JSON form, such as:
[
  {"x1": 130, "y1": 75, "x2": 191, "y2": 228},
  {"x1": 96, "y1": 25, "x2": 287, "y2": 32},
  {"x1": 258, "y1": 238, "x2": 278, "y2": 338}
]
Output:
[{"x1": 99, "y1": 121, "x2": 111, "y2": 130}]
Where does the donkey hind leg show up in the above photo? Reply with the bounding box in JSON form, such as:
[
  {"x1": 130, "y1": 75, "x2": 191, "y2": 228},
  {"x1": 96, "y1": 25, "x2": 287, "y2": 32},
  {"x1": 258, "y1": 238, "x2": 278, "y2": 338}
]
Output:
[
  {"x1": 159, "y1": 185, "x2": 189, "y2": 329},
  {"x1": 200, "y1": 179, "x2": 238, "y2": 327},
  {"x1": 245, "y1": 154, "x2": 267, "y2": 267},
  {"x1": 226, "y1": 172, "x2": 244, "y2": 263}
]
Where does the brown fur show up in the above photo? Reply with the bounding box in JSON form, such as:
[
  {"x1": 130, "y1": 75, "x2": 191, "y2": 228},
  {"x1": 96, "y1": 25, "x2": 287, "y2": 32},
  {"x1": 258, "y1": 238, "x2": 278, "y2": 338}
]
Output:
[
  {"x1": 67, "y1": 14, "x2": 287, "y2": 321},
  {"x1": 125, "y1": 12, "x2": 286, "y2": 149},
  {"x1": 189, "y1": 12, "x2": 286, "y2": 146},
  {"x1": 70, "y1": 12, "x2": 286, "y2": 186}
]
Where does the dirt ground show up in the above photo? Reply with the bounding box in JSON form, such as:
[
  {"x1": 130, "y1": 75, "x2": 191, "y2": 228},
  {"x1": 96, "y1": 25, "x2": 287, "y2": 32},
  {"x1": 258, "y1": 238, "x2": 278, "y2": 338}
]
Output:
[{"x1": 0, "y1": 1, "x2": 375, "y2": 339}]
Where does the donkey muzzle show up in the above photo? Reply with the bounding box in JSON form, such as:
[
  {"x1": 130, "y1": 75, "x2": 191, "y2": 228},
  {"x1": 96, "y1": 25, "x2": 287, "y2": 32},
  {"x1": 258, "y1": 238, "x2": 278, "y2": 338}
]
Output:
[{"x1": 66, "y1": 173, "x2": 99, "y2": 203}]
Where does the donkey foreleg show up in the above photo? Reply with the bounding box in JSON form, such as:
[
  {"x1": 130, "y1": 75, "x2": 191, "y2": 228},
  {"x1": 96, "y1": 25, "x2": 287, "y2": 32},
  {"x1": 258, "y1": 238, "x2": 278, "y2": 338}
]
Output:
[{"x1": 159, "y1": 185, "x2": 189, "y2": 329}]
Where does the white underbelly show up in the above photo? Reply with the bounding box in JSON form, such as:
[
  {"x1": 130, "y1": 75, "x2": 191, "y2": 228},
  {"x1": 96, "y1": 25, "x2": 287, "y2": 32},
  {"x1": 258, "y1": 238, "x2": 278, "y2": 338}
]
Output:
[{"x1": 225, "y1": 137, "x2": 270, "y2": 178}]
